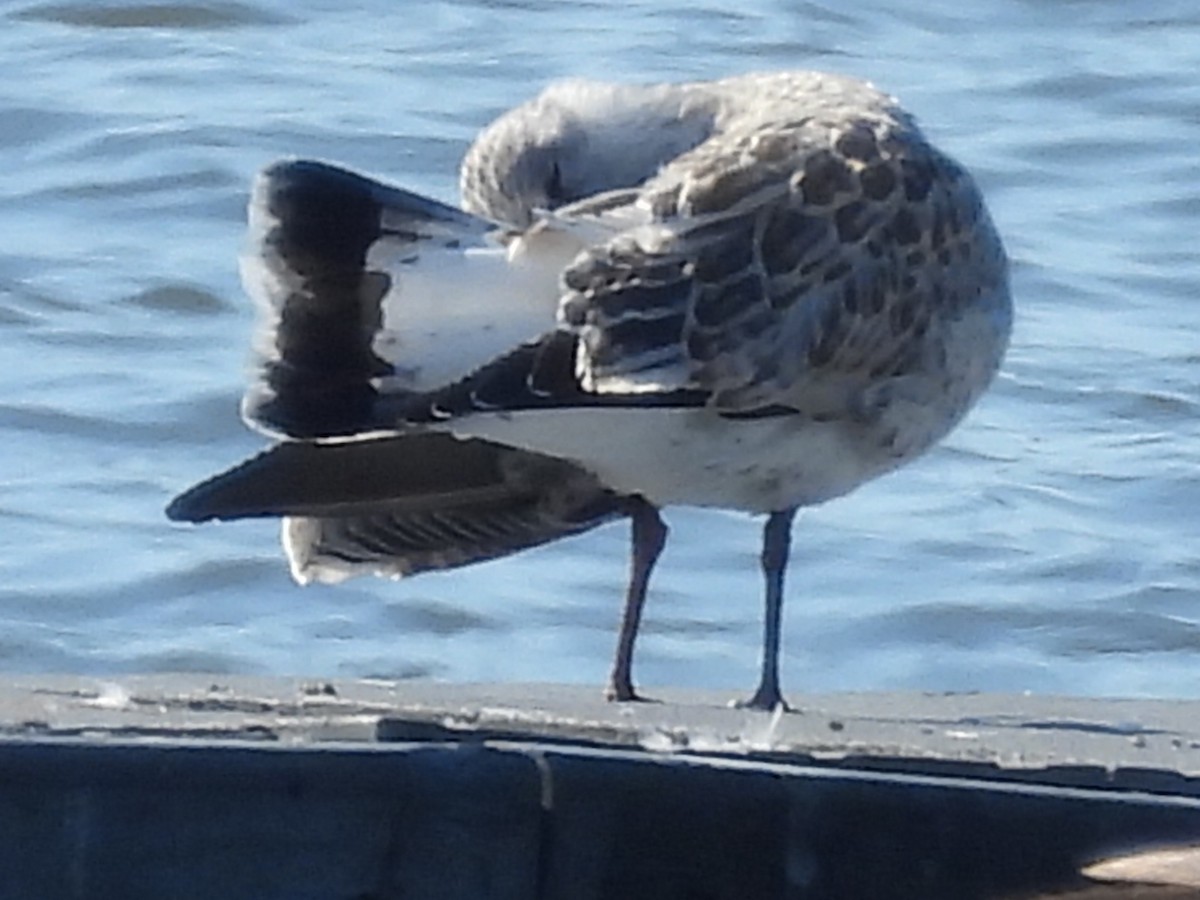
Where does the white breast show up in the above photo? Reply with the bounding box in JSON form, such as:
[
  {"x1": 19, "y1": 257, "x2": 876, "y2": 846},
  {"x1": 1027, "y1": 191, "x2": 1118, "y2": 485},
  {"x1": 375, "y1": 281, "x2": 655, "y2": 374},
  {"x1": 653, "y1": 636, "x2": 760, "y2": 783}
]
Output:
[{"x1": 448, "y1": 407, "x2": 903, "y2": 514}]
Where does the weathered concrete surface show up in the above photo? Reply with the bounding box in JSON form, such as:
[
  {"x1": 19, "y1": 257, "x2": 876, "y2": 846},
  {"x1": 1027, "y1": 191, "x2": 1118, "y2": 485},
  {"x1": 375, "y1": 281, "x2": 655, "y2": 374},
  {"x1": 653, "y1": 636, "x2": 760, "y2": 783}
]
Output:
[
  {"x1": 8, "y1": 676, "x2": 1200, "y2": 783},
  {"x1": 2, "y1": 676, "x2": 1200, "y2": 899}
]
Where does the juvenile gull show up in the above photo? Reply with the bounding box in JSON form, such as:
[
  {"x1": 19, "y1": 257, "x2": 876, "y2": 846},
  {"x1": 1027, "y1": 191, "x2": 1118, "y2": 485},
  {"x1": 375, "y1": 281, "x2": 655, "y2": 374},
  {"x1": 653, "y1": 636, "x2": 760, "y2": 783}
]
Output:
[{"x1": 167, "y1": 71, "x2": 1012, "y2": 710}]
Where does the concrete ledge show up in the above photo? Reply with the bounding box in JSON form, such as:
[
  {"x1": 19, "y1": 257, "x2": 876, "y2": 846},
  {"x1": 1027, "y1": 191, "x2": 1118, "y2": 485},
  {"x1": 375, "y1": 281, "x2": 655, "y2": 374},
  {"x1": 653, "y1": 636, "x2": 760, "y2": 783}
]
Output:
[{"x1": 3, "y1": 676, "x2": 1200, "y2": 899}]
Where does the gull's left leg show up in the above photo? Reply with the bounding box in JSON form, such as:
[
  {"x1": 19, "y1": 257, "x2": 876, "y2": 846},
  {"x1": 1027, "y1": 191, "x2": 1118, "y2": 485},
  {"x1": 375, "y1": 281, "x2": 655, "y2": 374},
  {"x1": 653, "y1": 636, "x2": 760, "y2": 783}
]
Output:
[{"x1": 739, "y1": 506, "x2": 798, "y2": 711}]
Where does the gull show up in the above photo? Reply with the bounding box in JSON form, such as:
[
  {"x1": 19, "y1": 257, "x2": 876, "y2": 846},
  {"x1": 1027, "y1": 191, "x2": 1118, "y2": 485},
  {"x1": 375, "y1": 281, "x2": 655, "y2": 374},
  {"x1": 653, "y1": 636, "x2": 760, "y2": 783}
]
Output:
[{"x1": 167, "y1": 70, "x2": 1012, "y2": 710}]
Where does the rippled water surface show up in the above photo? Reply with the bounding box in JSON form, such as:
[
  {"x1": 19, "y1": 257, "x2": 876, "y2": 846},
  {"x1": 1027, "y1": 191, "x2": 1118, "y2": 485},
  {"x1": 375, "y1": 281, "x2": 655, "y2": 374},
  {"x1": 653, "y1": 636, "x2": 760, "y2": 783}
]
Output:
[{"x1": 3, "y1": 0, "x2": 1199, "y2": 698}]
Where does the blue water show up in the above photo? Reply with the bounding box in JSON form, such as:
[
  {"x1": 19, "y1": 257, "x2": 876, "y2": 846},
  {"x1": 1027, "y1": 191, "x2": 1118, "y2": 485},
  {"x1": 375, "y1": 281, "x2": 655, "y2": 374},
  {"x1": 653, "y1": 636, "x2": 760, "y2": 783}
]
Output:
[{"x1": 3, "y1": 0, "x2": 1199, "y2": 699}]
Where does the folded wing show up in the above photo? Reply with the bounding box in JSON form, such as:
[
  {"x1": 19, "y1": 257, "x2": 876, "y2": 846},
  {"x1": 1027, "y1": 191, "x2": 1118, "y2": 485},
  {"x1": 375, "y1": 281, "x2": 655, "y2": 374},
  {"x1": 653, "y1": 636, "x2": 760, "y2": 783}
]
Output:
[{"x1": 559, "y1": 115, "x2": 1008, "y2": 417}]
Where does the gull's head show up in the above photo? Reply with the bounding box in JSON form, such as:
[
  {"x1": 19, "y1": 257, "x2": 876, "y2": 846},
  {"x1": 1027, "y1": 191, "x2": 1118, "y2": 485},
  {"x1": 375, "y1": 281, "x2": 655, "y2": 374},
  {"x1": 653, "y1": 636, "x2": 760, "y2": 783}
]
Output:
[{"x1": 460, "y1": 79, "x2": 717, "y2": 228}]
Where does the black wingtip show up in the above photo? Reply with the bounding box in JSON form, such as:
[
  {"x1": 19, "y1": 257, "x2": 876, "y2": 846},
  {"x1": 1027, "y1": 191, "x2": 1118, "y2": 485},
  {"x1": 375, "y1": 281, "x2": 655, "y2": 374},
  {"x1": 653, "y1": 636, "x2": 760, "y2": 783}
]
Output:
[
  {"x1": 165, "y1": 443, "x2": 310, "y2": 523},
  {"x1": 166, "y1": 490, "x2": 218, "y2": 524},
  {"x1": 166, "y1": 434, "x2": 536, "y2": 524},
  {"x1": 165, "y1": 461, "x2": 263, "y2": 524}
]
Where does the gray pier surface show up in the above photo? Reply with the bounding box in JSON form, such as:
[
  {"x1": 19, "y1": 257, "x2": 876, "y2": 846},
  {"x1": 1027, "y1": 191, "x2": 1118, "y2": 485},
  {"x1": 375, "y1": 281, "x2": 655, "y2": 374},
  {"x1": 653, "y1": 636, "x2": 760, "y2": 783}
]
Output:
[{"x1": 4, "y1": 675, "x2": 1200, "y2": 899}]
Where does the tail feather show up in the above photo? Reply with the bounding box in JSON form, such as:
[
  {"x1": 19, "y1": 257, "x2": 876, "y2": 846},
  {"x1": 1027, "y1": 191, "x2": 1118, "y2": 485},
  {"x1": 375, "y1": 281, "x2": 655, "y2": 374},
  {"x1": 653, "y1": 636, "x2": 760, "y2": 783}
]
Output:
[
  {"x1": 167, "y1": 434, "x2": 624, "y2": 581},
  {"x1": 239, "y1": 159, "x2": 498, "y2": 439}
]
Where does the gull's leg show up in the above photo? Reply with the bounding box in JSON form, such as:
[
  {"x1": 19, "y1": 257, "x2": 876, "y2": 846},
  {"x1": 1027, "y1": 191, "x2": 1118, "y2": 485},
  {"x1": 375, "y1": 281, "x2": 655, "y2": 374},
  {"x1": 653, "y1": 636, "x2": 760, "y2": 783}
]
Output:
[
  {"x1": 739, "y1": 506, "x2": 798, "y2": 711},
  {"x1": 606, "y1": 498, "x2": 667, "y2": 702}
]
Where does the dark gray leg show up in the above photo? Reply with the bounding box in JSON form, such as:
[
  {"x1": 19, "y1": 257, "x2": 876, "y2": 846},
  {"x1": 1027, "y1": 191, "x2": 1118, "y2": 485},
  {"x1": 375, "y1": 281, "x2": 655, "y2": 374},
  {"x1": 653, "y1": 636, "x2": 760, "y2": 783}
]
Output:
[
  {"x1": 739, "y1": 506, "x2": 798, "y2": 711},
  {"x1": 606, "y1": 498, "x2": 667, "y2": 702}
]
